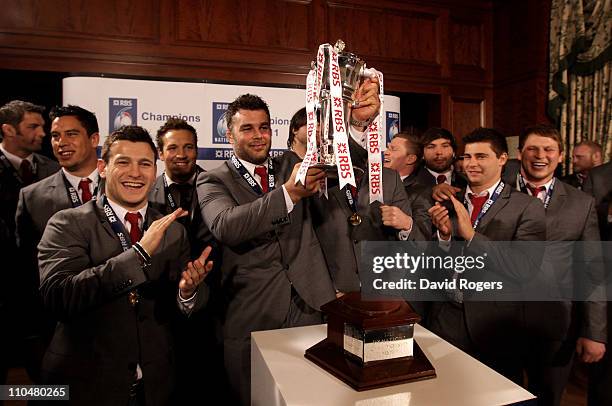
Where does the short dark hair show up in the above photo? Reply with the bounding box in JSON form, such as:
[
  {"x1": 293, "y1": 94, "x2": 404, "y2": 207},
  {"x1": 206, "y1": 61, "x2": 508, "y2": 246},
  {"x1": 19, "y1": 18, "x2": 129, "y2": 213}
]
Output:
[
  {"x1": 101, "y1": 125, "x2": 158, "y2": 163},
  {"x1": 0, "y1": 100, "x2": 45, "y2": 140},
  {"x1": 463, "y1": 127, "x2": 508, "y2": 157},
  {"x1": 574, "y1": 140, "x2": 602, "y2": 154},
  {"x1": 287, "y1": 107, "x2": 307, "y2": 149},
  {"x1": 156, "y1": 118, "x2": 198, "y2": 150},
  {"x1": 393, "y1": 129, "x2": 423, "y2": 159},
  {"x1": 421, "y1": 127, "x2": 457, "y2": 151},
  {"x1": 519, "y1": 124, "x2": 563, "y2": 152},
  {"x1": 225, "y1": 94, "x2": 271, "y2": 130},
  {"x1": 49, "y1": 105, "x2": 99, "y2": 136}
]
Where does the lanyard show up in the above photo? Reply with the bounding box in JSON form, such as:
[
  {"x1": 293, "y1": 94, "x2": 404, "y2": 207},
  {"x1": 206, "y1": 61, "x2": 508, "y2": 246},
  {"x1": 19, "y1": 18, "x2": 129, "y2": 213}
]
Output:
[
  {"x1": 230, "y1": 155, "x2": 275, "y2": 195},
  {"x1": 102, "y1": 196, "x2": 146, "y2": 251},
  {"x1": 344, "y1": 186, "x2": 358, "y2": 214},
  {"x1": 0, "y1": 151, "x2": 26, "y2": 185},
  {"x1": 517, "y1": 175, "x2": 555, "y2": 209},
  {"x1": 464, "y1": 181, "x2": 505, "y2": 230},
  {"x1": 162, "y1": 175, "x2": 179, "y2": 211},
  {"x1": 61, "y1": 173, "x2": 98, "y2": 207}
]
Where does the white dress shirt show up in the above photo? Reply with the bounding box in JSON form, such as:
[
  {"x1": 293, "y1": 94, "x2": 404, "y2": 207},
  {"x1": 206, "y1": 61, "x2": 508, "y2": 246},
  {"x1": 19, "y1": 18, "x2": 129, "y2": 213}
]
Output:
[
  {"x1": 236, "y1": 157, "x2": 295, "y2": 213},
  {"x1": 0, "y1": 143, "x2": 35, "y2": 172},
  {"x1": 62, "y1": 168, "x2": 99, "y2": 202}
]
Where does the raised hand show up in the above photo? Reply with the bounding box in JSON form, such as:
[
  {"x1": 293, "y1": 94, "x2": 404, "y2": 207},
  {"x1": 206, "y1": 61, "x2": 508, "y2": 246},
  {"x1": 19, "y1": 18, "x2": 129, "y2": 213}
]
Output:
[
  {"x1": 380, "y1": 205, "x2": 413, "y2": 231},
  {"x1": 179, "y1": 246, "x2": 214, "y2": 298},
  {"x1": 284, "y1": 163, "x2": 326, "y2": 203},
  {"x1": 138, "y1": 208, "x2": 188, "y2": 255}
]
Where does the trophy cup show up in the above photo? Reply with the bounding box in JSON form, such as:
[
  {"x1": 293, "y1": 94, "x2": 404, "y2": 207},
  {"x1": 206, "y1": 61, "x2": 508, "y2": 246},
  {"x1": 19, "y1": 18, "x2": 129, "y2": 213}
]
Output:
[
  {"x1": 315, "y1": 39, "x2": 371, "y2": 171},
  {"x1": 297, "y1": 39, "x2": 385, "y2": 205}
]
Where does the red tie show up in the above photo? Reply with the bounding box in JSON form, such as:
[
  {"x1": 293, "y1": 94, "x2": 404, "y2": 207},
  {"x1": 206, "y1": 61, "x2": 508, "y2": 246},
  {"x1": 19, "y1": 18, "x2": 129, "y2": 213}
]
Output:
[
  {"x1": 78, "y1": 178, "x2": 93, "y2": 203},
  {"x1": 20, "y1": 159, "x2": 34, "y2": 185},
  {"x1": 468, "y1": 192, "x2": 489, "y2": 225},
  {"x1": 436, "y1": 174, "x2": 447, "y2": 184},
  {"x1": 254, "y1": 166, "x2": 269, "y2": 193},
  {"x1": 526, "y1": 184, "x2": 546, "y2": 202},
  {"x1": 125, "y1": 212, "x2": 142, "y2": 244}
]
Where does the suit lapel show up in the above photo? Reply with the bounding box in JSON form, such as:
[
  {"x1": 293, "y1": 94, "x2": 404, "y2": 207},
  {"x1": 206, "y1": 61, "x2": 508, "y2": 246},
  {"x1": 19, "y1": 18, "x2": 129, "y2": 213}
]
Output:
[
  {"x1": 50, "y1": 171, "x2": 72, "y2": 209},
  {"x1": 545, "y1": 178, "x2": 566, "y2": 214},
  {"x1": 95, "y1": 197, "x2": 120, "y2": 241},
  {"x1": 226, "y1": 161, "x2": 261, "y2": 202},
  {"x1": 476, "y1": 183, "x2": 511, "y2": 232}
]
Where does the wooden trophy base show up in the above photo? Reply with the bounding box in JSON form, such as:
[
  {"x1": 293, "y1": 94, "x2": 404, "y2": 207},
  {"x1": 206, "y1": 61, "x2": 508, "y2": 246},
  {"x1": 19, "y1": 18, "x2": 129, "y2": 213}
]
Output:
[{"x1": 305, "y1": 337, "x2": 436, "y2": 391}]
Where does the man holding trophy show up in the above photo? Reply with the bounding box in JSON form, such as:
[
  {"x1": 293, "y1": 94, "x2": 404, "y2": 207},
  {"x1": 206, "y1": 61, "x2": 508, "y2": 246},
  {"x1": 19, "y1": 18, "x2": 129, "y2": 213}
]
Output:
[{"x1": 300, "y1": 40, "x2": 431, "y2": 295}]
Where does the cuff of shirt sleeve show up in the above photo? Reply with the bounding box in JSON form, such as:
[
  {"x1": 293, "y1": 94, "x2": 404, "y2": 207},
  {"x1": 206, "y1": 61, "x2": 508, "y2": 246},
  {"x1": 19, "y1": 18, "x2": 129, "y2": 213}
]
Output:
[{"x1": 281, "y1": 185, "x2": 295, "y2": 213}]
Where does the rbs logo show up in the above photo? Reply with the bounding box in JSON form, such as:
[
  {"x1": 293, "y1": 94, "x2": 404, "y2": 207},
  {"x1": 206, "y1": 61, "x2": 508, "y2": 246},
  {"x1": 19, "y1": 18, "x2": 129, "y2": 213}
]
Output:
[{"x1": 109, "y1": 98, "x2": 137, "y2": 131}]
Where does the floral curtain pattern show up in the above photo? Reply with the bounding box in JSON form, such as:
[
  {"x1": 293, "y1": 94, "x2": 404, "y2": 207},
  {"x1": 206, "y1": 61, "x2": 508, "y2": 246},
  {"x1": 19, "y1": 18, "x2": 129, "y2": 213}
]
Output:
[{"x1": 548, "y1": 0, "x2": 612, "y2": 170}]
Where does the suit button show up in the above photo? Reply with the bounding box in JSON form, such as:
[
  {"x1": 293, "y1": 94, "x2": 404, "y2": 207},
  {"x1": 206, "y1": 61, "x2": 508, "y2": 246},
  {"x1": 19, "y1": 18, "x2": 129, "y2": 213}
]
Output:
[{"x1": 127, "y1": 279, "x2": 133, "y2": 286}]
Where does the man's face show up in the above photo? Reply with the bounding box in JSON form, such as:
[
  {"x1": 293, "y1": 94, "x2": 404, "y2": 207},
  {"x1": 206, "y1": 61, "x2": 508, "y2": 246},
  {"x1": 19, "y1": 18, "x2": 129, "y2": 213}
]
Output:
[
  {"x1": 226, "y1": 109, "x2": 271, "y2": 165},
  {"x1": 572, "y1": 144, "x2": 595, "y2": 173},
  {"x1": 98, "y1": 141, "x2": 156, "y2": 210},
  {"x1": 519, "y1": 134, "x2": 562, "y2": 183},
  {"x1": 159, "y1": 129, "x2": 197, "y2": 181},
  {"x1": 8, "y1": 112, "x2": 45, "y2": 154},
  {"x1": 51, "y1": 115, "x2": 99, "y2": 173},
  {"x1": 384, "y1": 137, "x2": 414, "y2": 173},
  {"x1": 463, "y1": 142, "x2": 507, "y2": 188},
  {"x1": 423, "y1": 137, "x2": 454, "y2": 172}
]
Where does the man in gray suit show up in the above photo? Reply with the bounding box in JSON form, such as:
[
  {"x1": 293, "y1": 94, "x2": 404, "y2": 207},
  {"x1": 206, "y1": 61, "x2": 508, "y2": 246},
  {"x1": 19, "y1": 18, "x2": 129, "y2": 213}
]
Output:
[
  {"x1": 583, "y1": 160, "x2": 612, "y2": 406},
  {"x1": 0, "y1": 100, "x2": 59, "y2": 386},
  {"x1": 15, "y1": 105, "x2": 101, "y2": 383},
  {"x1": 38, "y1": 126, "x2": 212, "y2": 405},
  {"x1": 197, "y1": 94, "x2": 336, "y2": 405},
  {"x1": 515, "y1": 125, "x2": 606, "y2": 406},
  {"x1": 428, "y1": 127, "x2": 546, "y2": 383},
  {"x1": 148, "y1": 118, "x2": 223, "y2": 403}
]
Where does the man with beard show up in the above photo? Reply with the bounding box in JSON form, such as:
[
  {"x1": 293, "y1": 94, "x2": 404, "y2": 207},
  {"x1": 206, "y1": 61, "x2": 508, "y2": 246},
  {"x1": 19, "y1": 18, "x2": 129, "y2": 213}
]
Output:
[
  {"x1": 149, "y1": 118, "x2": 210, "y2": 257},
  {"x1": 515, "y1": 125, "x2": 605, "y2": 406},
  {"x1": 15, "y1": 105, "x2": 101, "y2": 382},
  {"x1": 197, "y1": 94, "x2": 336, "y2": 405},
  {"x1": 414, "y1": 127, "x2": 467, "y2": 189},
  {"x1": 148, "y1": 118, "x2": 222, "y2": 403},
  {"x1": 562, "y1": 140, "x2": 603, "y2": 189},
  {"x1": 0, "y1": 100, "x2": 59, "y2": 386}
]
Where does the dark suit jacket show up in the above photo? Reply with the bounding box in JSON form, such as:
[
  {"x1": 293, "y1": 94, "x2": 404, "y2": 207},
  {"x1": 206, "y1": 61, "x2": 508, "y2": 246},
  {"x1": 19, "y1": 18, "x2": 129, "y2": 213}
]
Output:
[
  {"x1": 312, "y1": 167, "x2": 430, "y2": 292},
  {"x1": 521, "y1": 180, "x2": 606, "y2": 343},
  {"x1": 0, "y1": 151, "x2": 59, "y2": 236},
  {"x1": 148, "y1": 166, "x2": 214, "y2": 258},
  {"x1": 196, "y1": 155, "x2": 335, "y2": 339},
  {"x1": 37, "y1": 198, "x2": 206, "y2": 406},
  {"x1": 0, "y1": 151, "x2": 59, "y2": 343},
  {"x1": 583, "y1": 162, "x2": 612, "y2": 240},
  {"x1": 441, "y1": 183, "x2": 546, "y2": 354}
]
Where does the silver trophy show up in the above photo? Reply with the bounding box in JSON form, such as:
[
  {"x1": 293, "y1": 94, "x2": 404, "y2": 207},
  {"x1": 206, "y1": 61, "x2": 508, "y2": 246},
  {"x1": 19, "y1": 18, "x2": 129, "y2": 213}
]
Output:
[{"x1": 314, "y1": 39, "x2": 373, "y2": 172}]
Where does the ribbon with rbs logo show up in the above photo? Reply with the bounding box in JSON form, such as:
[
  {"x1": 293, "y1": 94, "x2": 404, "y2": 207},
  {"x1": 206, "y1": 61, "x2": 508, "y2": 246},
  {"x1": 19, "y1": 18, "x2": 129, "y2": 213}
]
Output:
[{"x1": 366, "y1": 68, "x2": 384, "y2": 204}]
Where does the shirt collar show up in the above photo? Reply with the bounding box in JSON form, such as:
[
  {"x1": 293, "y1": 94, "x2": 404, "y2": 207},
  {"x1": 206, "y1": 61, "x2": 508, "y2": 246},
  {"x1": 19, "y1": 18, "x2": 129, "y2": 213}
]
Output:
[
  {"x1": 236, "y1": 157, "x2": 269, "y2": 184},
  {"x1": 106, "y1": 198, "x2": 148, "y2": 228},
  {"x1": 518, "y1": 174, "x2": 555, "y2": 194},
  {"x1": 466, "y1": 178, "x2": 502, "y2": 198},
  {"x1": 62, "y1": 167, "x2": 99, "y2": 191},
  {"x1": 426, "y1": 167, "x2": 453, "y2": 184},
  {"x1": 0, "y1": 143, "x2": 34, "y2": 170}
]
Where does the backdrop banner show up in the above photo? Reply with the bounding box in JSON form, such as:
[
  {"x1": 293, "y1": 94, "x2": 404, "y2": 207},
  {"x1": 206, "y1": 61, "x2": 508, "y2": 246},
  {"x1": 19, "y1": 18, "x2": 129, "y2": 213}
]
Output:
[{"x1": 63, "y1": 76, "x2": 400, "y2": 171}]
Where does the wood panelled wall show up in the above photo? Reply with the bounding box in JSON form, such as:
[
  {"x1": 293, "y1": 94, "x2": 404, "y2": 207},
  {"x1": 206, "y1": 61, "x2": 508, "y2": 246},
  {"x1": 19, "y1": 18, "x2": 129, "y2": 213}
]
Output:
[{"x1": 0, "y1": 0, "x2": 550, "y2": 140}]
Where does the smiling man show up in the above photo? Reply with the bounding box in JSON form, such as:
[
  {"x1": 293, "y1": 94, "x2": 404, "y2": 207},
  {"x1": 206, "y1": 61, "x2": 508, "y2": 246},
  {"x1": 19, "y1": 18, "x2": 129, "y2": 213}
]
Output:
[
  {"x1": 428, "y1": 127, "x2": 545, "y2": 386},
  {"x1": 15, "y1": 105, "x2": 101, "y2": 382},
  {"x1": 516, "y1": 124, "x2": 606, "y2": 406},
  {"x1": 197, "y1": 94, "x2": 336, "y2": 405},
  {"x1": 37, "y1": 125, "x2": 212, "y2": 405}
]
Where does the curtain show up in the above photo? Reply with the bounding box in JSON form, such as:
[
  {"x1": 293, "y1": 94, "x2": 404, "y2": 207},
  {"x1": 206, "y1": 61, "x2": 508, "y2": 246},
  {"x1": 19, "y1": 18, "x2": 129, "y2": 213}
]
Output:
[{"x1": 548, "y1": 0, "x2": 612, "y2": 171}]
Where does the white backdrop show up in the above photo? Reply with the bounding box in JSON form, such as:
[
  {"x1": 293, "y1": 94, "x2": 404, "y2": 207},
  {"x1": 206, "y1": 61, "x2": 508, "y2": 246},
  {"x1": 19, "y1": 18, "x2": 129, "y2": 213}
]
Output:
[{"x1": 63, "y1": 76, "x2": 400, "y2": 171}]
